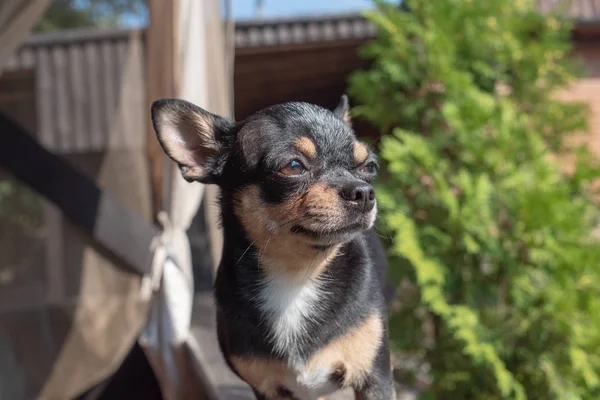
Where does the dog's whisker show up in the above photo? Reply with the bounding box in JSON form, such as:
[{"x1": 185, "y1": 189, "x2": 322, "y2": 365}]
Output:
[
  {"x1": 304, "y1": 250, "x2": 321, "y2": 281},
  {"x1": 236, "y1": 240, "x2": 257, "y2": 266},
  {"x1": 276, "y1": 217, "x2": 302, "y2": 229},
  {"x1": 374, "y1": 232, "x2": 393, "y2": 242},
  {"x1": 259, "y1": 234, "x2": 273, "y2": 268},
  {"x1": 375, "y1": 203, "x2": 409, "y2": 216},
  {"x1": 374, "y1": 216, "x2": 394, "y2": 241},
  {"x1": 237, "y1": 216, "x2": 303, "y2": 268}
]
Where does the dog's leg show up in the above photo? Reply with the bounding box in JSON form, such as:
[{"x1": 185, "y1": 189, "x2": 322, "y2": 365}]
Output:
[
  {"x1": 354, "y1": 347, "x2": 395, "y2": 400},
  {"x1": 355, "y1": 379, "x2": 395, "y2": 400},
  {"x1": 252, "y1": 388, "x2": 306, "y2": 400},
  {"x1": 252, "y1": 388, "x2": 269, "y2": 400}
]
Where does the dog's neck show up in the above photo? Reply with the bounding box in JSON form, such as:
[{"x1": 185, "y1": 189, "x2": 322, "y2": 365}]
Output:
[
  {"x1": 219, "y1": 191, "x2": 345, "y2": 283},
  {"x1": 257, "y1": 238, "x2": 342, "y2": 283},
  {"x1": 224, "y1": 221, "x2": 343, "y2": 284}
]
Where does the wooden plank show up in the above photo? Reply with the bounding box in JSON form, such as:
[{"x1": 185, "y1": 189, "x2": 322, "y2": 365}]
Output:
[
  {"x1": 35, "y1": 46, "x2": 55, "y2": 150},
  {"x1": 85, "y1": 40, "x2": 103, "y2": 151},
  {"x1": 52, "y1": 44, "x2": 70, "y2": 153},
  {"x1": 189, "y1": 292, "x2": 254, "y2": 400},
  {"x1": 101, "y1": 39, "x2": 116, "y2": 143},
  {"x1": 69, "y1": 43, "x2": 86, "y2": 151},
  {"x1": 116, "y1": 38, "x2": 128, "y2": 69},
  {"x1": 0, "y1": 112, "x2": 158, "y2": 276}
]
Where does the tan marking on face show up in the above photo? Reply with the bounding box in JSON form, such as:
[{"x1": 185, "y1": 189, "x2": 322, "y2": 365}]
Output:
[
  {"x1": 294, "y1": 136, "x2": 317, "y2": 158},
  {"x1": 304, "y1": 312, "x2": 383, "y2": 388},
  {"x1": 303, "y1": 182, "x2": 342, "y2": 213},
  {"x1": 233, "y1": 184, "x2": 344, "y2": 279},
  {"x1": 353, "y1": 142, "x2": 369, "y2": 164},
  {"x1": 230, "y1": 356, "x2": 290, "y2": 397}
]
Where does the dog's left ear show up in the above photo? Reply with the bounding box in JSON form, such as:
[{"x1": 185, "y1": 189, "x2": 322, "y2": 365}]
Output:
[
  {"x1": 151, "y1": 98, "x2": 234, "y2": 184},
  {"x1": 333, "y1": 94, "x2": 352, "y2": 126}
]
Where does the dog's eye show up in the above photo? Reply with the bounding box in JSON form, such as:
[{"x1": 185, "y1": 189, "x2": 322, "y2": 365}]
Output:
[
  {"x1": 280, "y1": 160, "x2": 306, "y2": 176},
  {"x1": 359, "y1": 162, "x2": 378, "y2": 175}
]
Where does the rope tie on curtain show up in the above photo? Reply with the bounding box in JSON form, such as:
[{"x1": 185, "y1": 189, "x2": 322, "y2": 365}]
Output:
[{"x1": 141, "y1": 211, "x2": 173, "y2": 300}]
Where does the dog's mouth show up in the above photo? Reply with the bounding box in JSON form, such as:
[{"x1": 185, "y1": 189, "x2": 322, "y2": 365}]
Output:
[
  {"x1": 291, "y1": 223, "x2": 364, "y2": 238},
  {"x1": 287, "y1": 203, "x2": 377, "y2": 247},
  {"x1": 290, "y1": 219, "x2": 370, "y2": 247}
]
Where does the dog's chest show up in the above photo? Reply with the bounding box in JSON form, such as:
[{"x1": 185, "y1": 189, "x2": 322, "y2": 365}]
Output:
[
  {"x1": 231, "y1": 275, "x2": 383, "y2": 399},
  {"x1": 257, "y1": 275, "x2": 323, "y2": 357},
  {"x1": 252, "y1": 277, "x2": 337, "y2": 396}
]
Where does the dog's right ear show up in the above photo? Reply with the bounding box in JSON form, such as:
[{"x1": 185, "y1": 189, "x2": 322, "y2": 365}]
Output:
[
  {"x1": 333, "y1": 94, "x2": 351, "y2": 127},
  {"x1": 151, "y1": 98, "x2": 233, "y2": 183}
]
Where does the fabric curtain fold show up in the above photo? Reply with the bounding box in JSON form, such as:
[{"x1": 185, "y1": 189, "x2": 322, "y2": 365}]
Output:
[
  {"x1": 0, "y1": 3, "x2": 152, "y2": 400},
  {"x1": 139, "y1": 0, "x2": 233, "y2": 399},
  {"x1": 0, "y1": 0, "x2": 233, "y2": 398}
]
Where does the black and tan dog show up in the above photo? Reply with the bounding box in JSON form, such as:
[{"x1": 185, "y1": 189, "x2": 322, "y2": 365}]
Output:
[{"x1": 151, "y1": 95, "x2": 395, "y2": 399}]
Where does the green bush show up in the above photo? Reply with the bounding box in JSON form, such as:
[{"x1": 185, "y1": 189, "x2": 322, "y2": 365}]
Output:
[{"x1": 348, "y1": 1, "x2": 600, "y2": 399}]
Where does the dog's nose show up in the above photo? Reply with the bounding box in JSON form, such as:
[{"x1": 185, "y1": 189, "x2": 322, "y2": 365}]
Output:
[{"x1": 340, "y1": 182, "x2": 375, "y2": 212}]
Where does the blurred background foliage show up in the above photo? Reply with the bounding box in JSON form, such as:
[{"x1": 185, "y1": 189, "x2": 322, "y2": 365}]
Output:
[
  {"x1": 349, "y1": 0, "x2": 600, "y2": 398},
  {"x1": 34, "y1": 0, "x2": 146, "y2": 32}
]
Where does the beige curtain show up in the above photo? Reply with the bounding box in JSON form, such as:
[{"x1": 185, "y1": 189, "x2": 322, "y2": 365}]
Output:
[
  {"x1": 139, "y1": 0, "x2": 233, "y2": 399},
  {"x1": 2, "y1": 1, "x2": 153, "y2": 399},
  {"x1": 0, "y1": 3, "x2": 150, "y2": 400},
  {"x1": 38, "y1": 32, "x2": 154, "y2": 400},
  {"x1": 0, "y1": 0, "x2": 233, "y2": 398}
]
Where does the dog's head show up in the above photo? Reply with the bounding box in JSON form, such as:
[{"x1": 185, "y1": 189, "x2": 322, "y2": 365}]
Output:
[{"x1": 151, "y1": 96, "x2": 378, "y2": 250}]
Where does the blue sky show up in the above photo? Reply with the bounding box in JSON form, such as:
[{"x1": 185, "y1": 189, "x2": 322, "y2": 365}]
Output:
[
  {"x1": 121, "y1": 0, "x2": 375, "y2": 27},
  {"x1": 231, "y1": 0, "x2": 373, "y2": 20}
]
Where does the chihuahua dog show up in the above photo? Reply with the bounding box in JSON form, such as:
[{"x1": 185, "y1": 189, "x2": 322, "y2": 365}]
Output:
[{"x1": 151, "y1": 95, "x2": 395, "y2": 399}]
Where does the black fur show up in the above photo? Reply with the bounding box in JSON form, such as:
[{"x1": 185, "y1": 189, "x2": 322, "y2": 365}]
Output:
[
  {"x1": 152, "y1": 97, "x2": 395, "y2": 399},
  {"x1": 215, "y1": 231, "x2": 384, "y2": 359}
]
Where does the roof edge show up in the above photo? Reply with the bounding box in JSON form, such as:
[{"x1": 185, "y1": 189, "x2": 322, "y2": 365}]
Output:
[
  {"x1": 19, "y1": 10, "x2": 600, "y2": 49},
  {"x1": 21, "y1": 27, "x2": 144, "y2": 47},
  {"x1": 235, "y1": 11, "x2": 368, "y2": 27}
]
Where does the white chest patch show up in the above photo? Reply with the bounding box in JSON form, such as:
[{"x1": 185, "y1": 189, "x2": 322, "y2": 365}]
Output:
[
  {"x1": 257, "y1": 274, "x2": 322, "y2": 358},
  {"x1": 254, "y1": 274, "x2": 343, "y2": 398}
]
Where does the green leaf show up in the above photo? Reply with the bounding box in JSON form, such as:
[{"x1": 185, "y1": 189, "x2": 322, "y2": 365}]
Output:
[{"x1": 350, "y1": 0, "x2": 600, "y2": 398}]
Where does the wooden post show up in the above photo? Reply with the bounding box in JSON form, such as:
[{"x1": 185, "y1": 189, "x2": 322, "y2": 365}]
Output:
[{"x1": 145, "y1": 0, "x2": 180, "y2": 219}]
